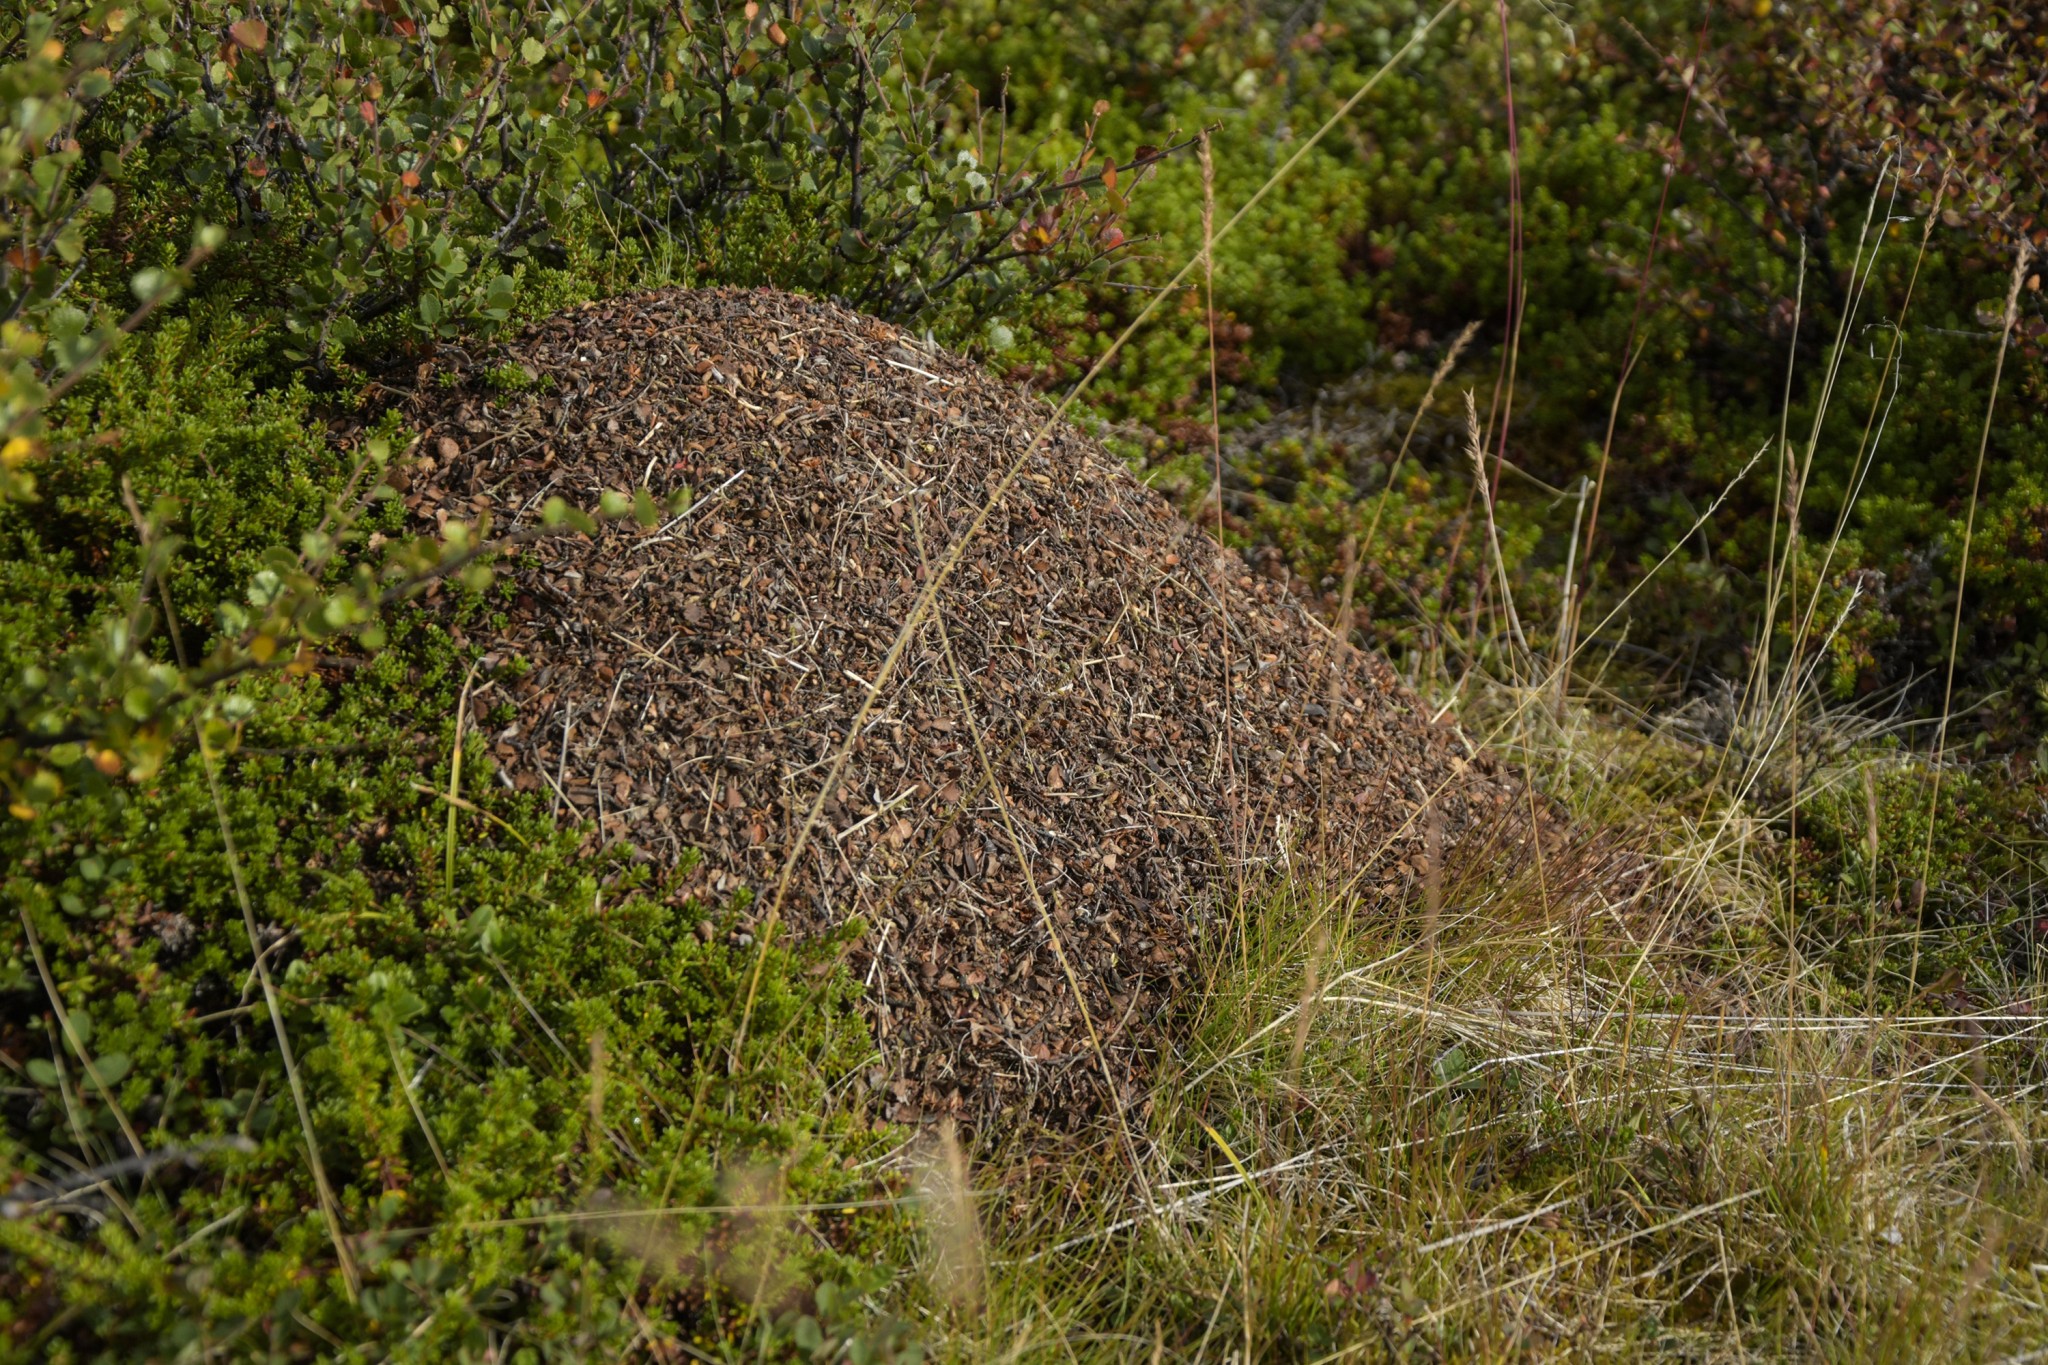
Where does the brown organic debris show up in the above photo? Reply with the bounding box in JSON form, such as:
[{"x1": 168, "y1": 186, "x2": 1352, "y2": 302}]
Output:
[{"x1": 399, "y1": 287, "x2": 1544, "y2": 1127}]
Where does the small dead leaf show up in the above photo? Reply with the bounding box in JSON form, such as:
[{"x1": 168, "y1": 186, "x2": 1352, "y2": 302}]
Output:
[{"x1": 1323, "y1": 1257, "x2": 1380, "y2": 1301}]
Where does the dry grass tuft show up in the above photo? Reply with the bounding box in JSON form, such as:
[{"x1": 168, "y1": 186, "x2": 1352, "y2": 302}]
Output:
[{"x1": 920, "y1": 693, "x2": 2048, "y2": 1356}]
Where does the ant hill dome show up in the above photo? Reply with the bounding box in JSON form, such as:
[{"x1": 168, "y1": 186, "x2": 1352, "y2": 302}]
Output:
[{"x1": 397, "y1": 286, "x2": 1543, "y2": 1127}]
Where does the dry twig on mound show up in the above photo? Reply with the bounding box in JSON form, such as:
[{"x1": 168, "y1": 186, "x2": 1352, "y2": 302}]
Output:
[{"x1": 399, "y1": 287, "x2": 1540, "y2": 1126}]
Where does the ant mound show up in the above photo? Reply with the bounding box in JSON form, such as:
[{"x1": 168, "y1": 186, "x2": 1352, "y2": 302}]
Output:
[{"x1": 400, "y1": 287, "x2": 1536, "y2": 1128}]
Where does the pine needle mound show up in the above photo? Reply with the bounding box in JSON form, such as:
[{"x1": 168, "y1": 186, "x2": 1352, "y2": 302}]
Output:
[{"x1": 402, "y1": 287, "x2": 1537, "y2": 1127}]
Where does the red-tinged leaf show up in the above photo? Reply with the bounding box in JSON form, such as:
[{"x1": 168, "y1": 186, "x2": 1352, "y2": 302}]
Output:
[
  {"x1": 1101, "y1": 161, "x2": 1117, "y2": 191},
  {"x1": 393, "y1": 17, "x2": 418, "y2": 36},
  {"x1": 767, "y1": 21, "x2": 787, "y2": 45},
  {"x1": 229, "y1": 17, "x2": 268, "y2": 50},
  {"x1": 1322, "y1": 1256, "x2": 1381, "y2": 1302},
  {"x1": 360, "y1": 100, "x2": 378, "y2": 123},
  {"x1": 245, "y1": 156, "x2": 269, "y2": 178},
  {"x1": 1098, "y1": 226, "x2": 1125, "y2": 250},
  {"x1": 400, "y1": 169, "x2": 420, "y2": 188},
  {"x1": 585, "y1": 89, "x2": 607, "y2": 108},
  {"x1": 743, "y1": 0, "x2": 758, "y2": 17}
]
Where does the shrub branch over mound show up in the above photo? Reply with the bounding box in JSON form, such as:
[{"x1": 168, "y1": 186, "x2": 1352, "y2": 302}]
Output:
[{"x1": 402, "y1": 287, "x2": 1539, "y2": 1125}]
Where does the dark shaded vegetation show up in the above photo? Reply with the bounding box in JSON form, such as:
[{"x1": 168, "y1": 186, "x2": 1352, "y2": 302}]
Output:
[{"x1": 935, "y1": 0, "x2": 2046, "y2": 728}]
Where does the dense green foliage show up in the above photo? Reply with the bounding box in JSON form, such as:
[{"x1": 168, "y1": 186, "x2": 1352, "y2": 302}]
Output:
[
  {"x1": 2, "y1": 0, "x2": 1126, "y2": 373},
  {"x1": 930, "y1": 0, "x2": 2047, "y2": 730},
  {"x1": 2, "y1": 620, "x2": 888, "y2": 1357}
]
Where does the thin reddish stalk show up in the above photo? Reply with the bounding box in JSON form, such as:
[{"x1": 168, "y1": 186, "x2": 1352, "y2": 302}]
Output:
[
  {"x1": 1449, "y1": 3, "x2": 1527, "y2": 650},
  {"x1": 1565, "y1": 14, "x2": 1712, "y2": 685},
  {"x1": 1488, "y1": 0, "x2": 1525, "y2": 504}
]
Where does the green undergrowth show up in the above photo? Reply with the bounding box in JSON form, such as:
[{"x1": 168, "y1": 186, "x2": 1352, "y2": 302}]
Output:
[
  {"x1": 930, "y1": 0, "x2": 2048, "y2": 733},
  {"x1": 0, "y1": 608, "x2": 904, "y2": 1360}
]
